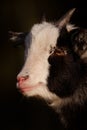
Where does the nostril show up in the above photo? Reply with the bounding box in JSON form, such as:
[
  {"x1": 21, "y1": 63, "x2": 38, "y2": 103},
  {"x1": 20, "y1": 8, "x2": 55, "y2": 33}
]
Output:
[{"x1": 17, "y1": 75, "x2": 29, "y2": 83}]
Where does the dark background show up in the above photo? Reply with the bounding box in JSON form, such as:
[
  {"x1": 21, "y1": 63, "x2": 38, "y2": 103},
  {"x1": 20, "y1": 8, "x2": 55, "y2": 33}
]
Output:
[{"x1": 0, "y1": 0, "x2": 87, "y2": 130}]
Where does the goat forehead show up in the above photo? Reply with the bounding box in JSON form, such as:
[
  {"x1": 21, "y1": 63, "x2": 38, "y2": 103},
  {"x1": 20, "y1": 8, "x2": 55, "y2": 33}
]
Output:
[
  {"x1": 31, "y1": 22, "x2": 57, "y2": 36},
  {"x1": 30, "y1": 22, "x2": 59, "y2": 48}
]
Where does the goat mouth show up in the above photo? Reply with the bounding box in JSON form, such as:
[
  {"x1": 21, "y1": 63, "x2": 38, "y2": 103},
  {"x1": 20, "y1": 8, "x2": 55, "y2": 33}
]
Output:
[{"x1": 17, "y1": 82, "x2": 44, "y2": 93}]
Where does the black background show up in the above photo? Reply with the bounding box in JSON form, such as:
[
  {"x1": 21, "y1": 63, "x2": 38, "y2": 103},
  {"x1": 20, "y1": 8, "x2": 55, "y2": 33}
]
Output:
[{"x1": 0, "y1": 0, "x2": 87, "y2": 130}]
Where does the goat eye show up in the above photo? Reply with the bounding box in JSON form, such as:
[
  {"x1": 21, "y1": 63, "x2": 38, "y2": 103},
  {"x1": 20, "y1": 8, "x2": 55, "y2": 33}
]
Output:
[{"x1": 49, "y1": 46, "x2": 68, "y2": 56}]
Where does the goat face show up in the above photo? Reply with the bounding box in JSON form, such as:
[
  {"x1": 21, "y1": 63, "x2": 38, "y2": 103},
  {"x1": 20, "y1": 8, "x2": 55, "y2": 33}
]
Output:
[
  {"x1": 17, "y1": 9, "x2": 79, "y2": 104},
  {"x1": 17, "y1": 22, "x2": 60, "y2": 102}
]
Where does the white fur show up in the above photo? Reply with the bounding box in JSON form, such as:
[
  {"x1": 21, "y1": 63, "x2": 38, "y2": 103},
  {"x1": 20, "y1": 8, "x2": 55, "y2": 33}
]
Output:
[
  {"x1": 23, "y1": 83, "x2": 60, "y2": 103},
  {"x1": 17, "y1": 22, "x2": 59, "y2": 101}
]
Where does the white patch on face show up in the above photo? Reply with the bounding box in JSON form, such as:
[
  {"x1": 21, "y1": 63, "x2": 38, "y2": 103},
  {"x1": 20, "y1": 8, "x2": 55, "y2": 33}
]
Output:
[{"x1": 17, "y1": 22, "x2": 59, "y2": 101}]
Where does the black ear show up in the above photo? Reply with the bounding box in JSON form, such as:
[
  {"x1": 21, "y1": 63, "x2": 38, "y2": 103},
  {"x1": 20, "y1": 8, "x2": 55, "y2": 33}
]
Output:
[
  {"x1": 69, "y1": 27, "x2": 80, "y2": 44},
  {"x1": 71, "y1": 28, "x2": 87, "y2": 58},
  {"x1": 57, "y1": 26, "x2": 79, "y2": 49},
  {"x1": 9, "y1": 31, "x2": 28, "y2": 47}
]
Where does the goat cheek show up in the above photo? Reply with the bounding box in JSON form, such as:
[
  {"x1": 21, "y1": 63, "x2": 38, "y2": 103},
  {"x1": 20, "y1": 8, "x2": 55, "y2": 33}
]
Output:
[{"x1": 48, "y1": 55, "x2": 59, "y2": 66}]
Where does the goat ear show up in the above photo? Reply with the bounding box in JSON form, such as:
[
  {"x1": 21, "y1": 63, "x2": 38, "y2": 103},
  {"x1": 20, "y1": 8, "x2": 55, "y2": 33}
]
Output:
[
  {"x1": 56, "y1": 8, "x2": 76, "y2": 29},
  {"x1": 9, "y1": 31, "x2": 28, "y2": 47}
]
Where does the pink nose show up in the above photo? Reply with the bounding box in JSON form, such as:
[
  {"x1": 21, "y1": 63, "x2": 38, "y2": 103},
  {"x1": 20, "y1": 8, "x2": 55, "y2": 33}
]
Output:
[{"x1": 17, "y1": 75, "x2": 29, "y2": 84}]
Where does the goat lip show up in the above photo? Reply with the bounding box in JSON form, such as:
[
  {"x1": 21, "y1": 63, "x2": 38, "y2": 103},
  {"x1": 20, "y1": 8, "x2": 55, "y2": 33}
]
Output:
[
  {"x1": 20, "y1": 86, "x2": 35, "y2": 92},
  {"x1": 18, "y1": 85, "x2": 36, "y2": 92},
  {"x1": 17, "y1": 82, "x2": 44, "y2": 92}
]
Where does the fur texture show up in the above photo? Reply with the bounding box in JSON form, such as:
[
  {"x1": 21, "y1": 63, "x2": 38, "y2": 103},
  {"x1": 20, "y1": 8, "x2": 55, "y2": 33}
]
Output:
[{"x1": 16, "y1": 9, "x2": 87, "y2": 130}]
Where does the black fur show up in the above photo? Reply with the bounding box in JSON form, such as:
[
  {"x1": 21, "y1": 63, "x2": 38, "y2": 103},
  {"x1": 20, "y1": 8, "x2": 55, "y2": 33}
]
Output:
[
  {"x1": 48, "y1": 27, "x2": 81, "y2": 97},
  {"x1": 47, "y1": 27, "x2": 87, "y2": 130}
]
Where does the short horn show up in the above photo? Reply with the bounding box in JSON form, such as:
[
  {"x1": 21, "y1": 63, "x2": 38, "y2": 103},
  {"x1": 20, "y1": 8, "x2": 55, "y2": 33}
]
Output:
[
  {"x1": 55, "y1": 8, "x2": 76, "y2": 28},
  {"x1": 41, "y1": 14, "x2": 46, "y2": 22}
]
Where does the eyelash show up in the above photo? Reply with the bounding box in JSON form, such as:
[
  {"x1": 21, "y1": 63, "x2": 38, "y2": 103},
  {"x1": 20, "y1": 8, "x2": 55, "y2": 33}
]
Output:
[
  {"x1": 49, "y1": 46, "x2": 56, "y2": 54},
  {"x1": 49, "y1": 46, "x2": 68, "y2": 56}
]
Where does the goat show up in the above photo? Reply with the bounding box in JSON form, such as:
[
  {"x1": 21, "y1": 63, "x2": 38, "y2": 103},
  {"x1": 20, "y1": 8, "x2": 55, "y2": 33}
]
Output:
[{"x1": 10, "y1": 8, "x2": 87, "y2": 130}]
